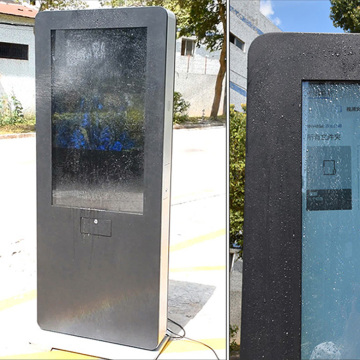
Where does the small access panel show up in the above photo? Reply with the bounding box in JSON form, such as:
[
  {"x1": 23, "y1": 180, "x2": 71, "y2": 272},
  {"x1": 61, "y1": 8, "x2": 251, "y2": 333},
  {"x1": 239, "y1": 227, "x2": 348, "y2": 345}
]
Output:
[{"x1": 35, "y1": 7, "x2": 175, "y2": 350}]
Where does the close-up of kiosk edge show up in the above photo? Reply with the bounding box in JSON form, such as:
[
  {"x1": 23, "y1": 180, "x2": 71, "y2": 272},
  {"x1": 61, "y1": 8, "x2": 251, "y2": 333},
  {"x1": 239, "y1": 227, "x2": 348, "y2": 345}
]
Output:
[{"x1": 242, "y1": 32, "x2": 360, "y2": 360}]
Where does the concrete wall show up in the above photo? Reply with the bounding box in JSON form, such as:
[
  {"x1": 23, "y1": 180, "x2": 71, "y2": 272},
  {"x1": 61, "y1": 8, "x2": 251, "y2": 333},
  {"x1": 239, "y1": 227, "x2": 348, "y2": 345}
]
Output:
[
  {"x1": 175, "y1": 37, "x2": 225, "y2": 117},
  {"x1": 230, "y1": 0, "x2": 281, "y2": 111},
  {"x1": 0, "y1": 15, "x2": 35, "y2": 115}
]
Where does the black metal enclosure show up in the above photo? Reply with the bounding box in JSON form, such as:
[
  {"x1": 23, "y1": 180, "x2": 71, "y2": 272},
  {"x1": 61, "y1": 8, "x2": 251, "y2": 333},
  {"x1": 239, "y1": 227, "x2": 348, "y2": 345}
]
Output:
[
  {"x1": 242, "y1": 33, "x2": 360, "y2": 359},
  {"x1": 35, "y1": 8, "x2": 175, "y2": 350}
]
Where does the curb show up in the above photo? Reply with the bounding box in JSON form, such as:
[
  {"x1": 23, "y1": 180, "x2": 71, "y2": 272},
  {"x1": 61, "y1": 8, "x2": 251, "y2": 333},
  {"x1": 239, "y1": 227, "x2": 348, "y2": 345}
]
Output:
[
  {"x1": 0, "y1": 132, "x2": 35, "y2": 140},
  {"x1": 174, "y1": 123, "x2": 225, "y2": 129}
]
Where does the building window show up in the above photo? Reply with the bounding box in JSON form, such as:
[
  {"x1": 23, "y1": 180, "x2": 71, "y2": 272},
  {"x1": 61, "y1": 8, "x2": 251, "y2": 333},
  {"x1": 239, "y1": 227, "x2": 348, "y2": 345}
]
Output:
[
  {"x1": 230, "y1": 33, "x2": 245, "y2": 51},
  {"x1": 181, "y1": 38, "x2": 196, "y2": 56},
  {"x1": 0, "y1": 42, "x2": 28, "y2": 60}
]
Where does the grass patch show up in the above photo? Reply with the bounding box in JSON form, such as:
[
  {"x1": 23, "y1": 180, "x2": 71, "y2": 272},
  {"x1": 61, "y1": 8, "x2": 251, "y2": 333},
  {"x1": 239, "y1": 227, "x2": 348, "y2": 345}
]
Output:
[
  {"x1": 230, "y1": 324, "x2": 240, "y2": 355},
  {"x1": 0, "y1": 117, "x2": 35, "y2": 135}
]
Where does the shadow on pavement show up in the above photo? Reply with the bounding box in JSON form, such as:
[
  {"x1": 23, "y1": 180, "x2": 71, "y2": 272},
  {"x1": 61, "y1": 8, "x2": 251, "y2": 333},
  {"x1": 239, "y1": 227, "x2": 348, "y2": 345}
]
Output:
[{"x1": 167, "y1": 280, "x2": 216, "y2": 331}]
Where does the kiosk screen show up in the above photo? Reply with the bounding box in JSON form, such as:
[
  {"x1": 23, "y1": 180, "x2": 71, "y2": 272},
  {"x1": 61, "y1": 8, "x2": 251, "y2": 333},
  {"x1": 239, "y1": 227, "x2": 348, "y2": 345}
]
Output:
[
  {"x1": 302, "y1": 82, "x2": 360, "y2": 359},
  {"x1": 51, "y1": 28, "x2": 146, "y2": 214}
]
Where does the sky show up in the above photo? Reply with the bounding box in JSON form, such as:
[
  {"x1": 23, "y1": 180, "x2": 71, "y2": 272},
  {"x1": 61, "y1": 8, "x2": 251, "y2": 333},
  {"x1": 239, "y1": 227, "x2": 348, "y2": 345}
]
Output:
[{"x1": 259, "y1": 0, "x2": 345, "y2": 33}]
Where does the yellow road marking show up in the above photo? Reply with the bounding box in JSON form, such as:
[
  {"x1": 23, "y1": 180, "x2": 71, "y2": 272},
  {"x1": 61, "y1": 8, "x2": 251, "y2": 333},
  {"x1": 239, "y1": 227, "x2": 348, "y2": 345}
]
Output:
[
  {"x1": 170, "y1": 229, "x2": 225, "y2": 252},
  {"x1": 0, "y1": 339, "x2": 225, "y2": 359},
  {"x1": 0, "y1": 233, "x2": 225, "y2": 359},
  {"x1": 0, "y1": 350, "x2": 98, "y2": 359},
  {"x1": 172, "y1": 189, "x2": 215, "y2": 201},
  {"x1": 163, "y1": 337, "x2": 225, "y2": 353},
  {"x1": 0, "y1": 289, "x2": 36, "y2": 312},
  {"x1": 0, "y1": 230, "x2": 225, "y2": 313},
  {"x1": 170, "y1": 265, "x2": 225, "y2": 273}
]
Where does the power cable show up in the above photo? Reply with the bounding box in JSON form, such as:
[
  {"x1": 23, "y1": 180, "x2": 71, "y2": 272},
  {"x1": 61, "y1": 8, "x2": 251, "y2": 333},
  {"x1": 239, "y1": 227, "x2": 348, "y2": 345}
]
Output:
[{"x1": 156, "y1": 318, "x2": 220, "y2": 360}]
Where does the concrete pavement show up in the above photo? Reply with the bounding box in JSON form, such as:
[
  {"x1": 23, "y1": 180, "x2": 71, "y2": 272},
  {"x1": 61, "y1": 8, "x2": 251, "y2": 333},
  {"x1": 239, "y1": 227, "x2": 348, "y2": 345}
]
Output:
[{"x1": 0, "y1": 126, "x2": 226, "y2": 359}]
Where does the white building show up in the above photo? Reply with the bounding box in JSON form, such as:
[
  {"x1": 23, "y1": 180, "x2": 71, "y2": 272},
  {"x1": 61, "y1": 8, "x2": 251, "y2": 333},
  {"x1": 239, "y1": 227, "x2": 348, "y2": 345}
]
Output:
[
  {"x1": 84, "y1": 1, "x2": 226, "y2": 117},
  {"x1": 0, "y1": 1, "x2": 224, "y2": 118},
  {"x1": 0, "y1": 2, "x2": 37, "y2": 116},
  {"x1": 175, "y1": 36, "x2": 225, "y2": 117},
  {"x1": 230, "y1": 0, "x2": 281, "y2": 111}
]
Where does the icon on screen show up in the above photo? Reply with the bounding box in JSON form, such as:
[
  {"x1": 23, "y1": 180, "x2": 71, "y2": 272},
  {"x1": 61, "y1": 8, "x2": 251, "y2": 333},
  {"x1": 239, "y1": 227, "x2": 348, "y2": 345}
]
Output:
[{"x1": 323, "y1": 160, "x2": 336, "y2": 175}]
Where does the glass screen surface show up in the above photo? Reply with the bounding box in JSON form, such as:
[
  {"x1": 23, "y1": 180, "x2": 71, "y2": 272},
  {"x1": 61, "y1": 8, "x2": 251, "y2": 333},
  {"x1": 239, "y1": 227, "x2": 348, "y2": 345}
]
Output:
[
  {"x1": 302, "y1": 82, "x2": 360, "y2": 359},
  {"x1": 51, "y1": 28, "x2": 146, "y2": 214}
]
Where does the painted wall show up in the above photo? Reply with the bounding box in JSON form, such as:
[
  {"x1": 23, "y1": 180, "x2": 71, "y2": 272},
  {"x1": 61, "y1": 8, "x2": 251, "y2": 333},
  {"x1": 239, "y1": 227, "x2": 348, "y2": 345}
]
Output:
[
  {"x1": 0, "y1": 8, "x2": 224, "y2": 118},
  {"x1": 0, "y1": 14, "x2": 35, "y2": 115},
  {"x1": 175, "y1": 37, "x2": 225, "y2": 117}
]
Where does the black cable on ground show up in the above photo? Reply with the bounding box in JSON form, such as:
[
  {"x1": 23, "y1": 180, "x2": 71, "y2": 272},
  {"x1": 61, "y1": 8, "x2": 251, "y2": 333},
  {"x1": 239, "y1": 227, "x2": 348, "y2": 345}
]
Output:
[
  {"x1": 181, "y1": 335, "x2": 220, "y2": 360},
  {"x1": 156, "y1": 318, "x2": 220, "y2": 360},
  {"x1": 167, "y1": 318, "x2": 186, "y2": 339}
]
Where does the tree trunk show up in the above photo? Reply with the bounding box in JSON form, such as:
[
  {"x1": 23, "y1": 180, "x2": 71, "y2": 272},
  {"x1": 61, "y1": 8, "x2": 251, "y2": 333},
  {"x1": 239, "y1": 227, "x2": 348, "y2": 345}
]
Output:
[
  {"x1": 210, "y1": 36, "x2": 226, "y2": 118},
  {"x1": 210, "y1": 1, "x2": 226, "y2": 118}
]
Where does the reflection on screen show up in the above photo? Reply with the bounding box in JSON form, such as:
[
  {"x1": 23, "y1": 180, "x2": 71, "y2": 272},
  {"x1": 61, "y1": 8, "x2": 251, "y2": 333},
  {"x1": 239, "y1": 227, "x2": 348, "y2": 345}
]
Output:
[
  {"x1": 51, "y1": 28, "x2": 146, "y2": 214},
  {"x1": 302, "y1": 82, "x2": 360, "y2": 359}
]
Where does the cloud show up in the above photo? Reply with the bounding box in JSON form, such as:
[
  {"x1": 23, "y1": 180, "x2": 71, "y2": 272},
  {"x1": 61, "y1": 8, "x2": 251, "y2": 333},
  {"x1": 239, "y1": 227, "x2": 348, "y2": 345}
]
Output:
[
  {"x1": 273, "y1": 17, "x2": 281, "y2": 26},
  {"x1": 260, "y1": 0, "x2": 274, "y2": 18},
  {"x1": 260, "y1": 0, "x2": 281, "y2": 27}
]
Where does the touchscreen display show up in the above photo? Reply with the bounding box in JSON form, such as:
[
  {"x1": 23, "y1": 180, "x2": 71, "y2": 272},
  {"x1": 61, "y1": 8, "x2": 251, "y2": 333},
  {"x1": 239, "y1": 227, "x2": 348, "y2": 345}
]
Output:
[
  {"x1": 51, "y1": 28, "x2": 146, "y2": 214},
  {"x1": 302, "y1": 82, "x2": 360, "y2": 359}
]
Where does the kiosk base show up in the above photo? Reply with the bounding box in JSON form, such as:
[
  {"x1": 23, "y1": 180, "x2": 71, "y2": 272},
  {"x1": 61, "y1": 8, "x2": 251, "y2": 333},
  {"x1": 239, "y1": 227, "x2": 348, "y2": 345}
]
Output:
[{"x1": 30, "y1": 326, "x2": 170, "y2": 360}]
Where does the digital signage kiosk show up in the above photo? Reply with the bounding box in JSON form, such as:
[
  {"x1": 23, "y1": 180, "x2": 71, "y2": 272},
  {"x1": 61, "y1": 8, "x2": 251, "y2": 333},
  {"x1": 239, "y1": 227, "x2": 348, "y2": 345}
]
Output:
[
  {"x1": 35, "y1": 8, "x2": 175, "y2": 350},
  {"x1": 242, "y1": 33, "x2": 360, "y2": 359}
]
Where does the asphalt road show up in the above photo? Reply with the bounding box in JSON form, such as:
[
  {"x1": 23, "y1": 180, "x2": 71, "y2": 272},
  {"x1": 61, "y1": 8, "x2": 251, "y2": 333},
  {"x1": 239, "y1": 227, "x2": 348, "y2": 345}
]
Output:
[{"x1": 0, "y1": 126, "x2": 226, "y2": 359}]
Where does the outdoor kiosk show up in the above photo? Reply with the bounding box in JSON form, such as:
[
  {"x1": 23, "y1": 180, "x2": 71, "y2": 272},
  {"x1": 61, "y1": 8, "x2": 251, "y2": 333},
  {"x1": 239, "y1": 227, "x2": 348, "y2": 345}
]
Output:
[
  {"x1": 35, "y1": 8, "x2": 175, "y2": 351},
  {"x1": 242, "y1": 33, "x2": 360, "y2": 359}
]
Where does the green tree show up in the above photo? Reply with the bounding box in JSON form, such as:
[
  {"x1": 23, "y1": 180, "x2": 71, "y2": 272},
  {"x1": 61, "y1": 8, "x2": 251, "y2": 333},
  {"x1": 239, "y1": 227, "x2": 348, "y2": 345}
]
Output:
[
  {"x1": 99, "y1": 0, "x2": 146, "y2": 6},
  {"x1": 37, "y1": 0, "x2": 88, "y2": 11},
  {"x1": 178, "y1": 0, "x2": 226, "y2": 119},
  {"x1": 229, "y1": 104, "x2": 246, "y2": 252},
  {"x1": 330, "y1": 0, "x2": 360, "y2": 32},
  {"x1": 101, "y1": 0, "x2": 226, "y2": 118}
]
